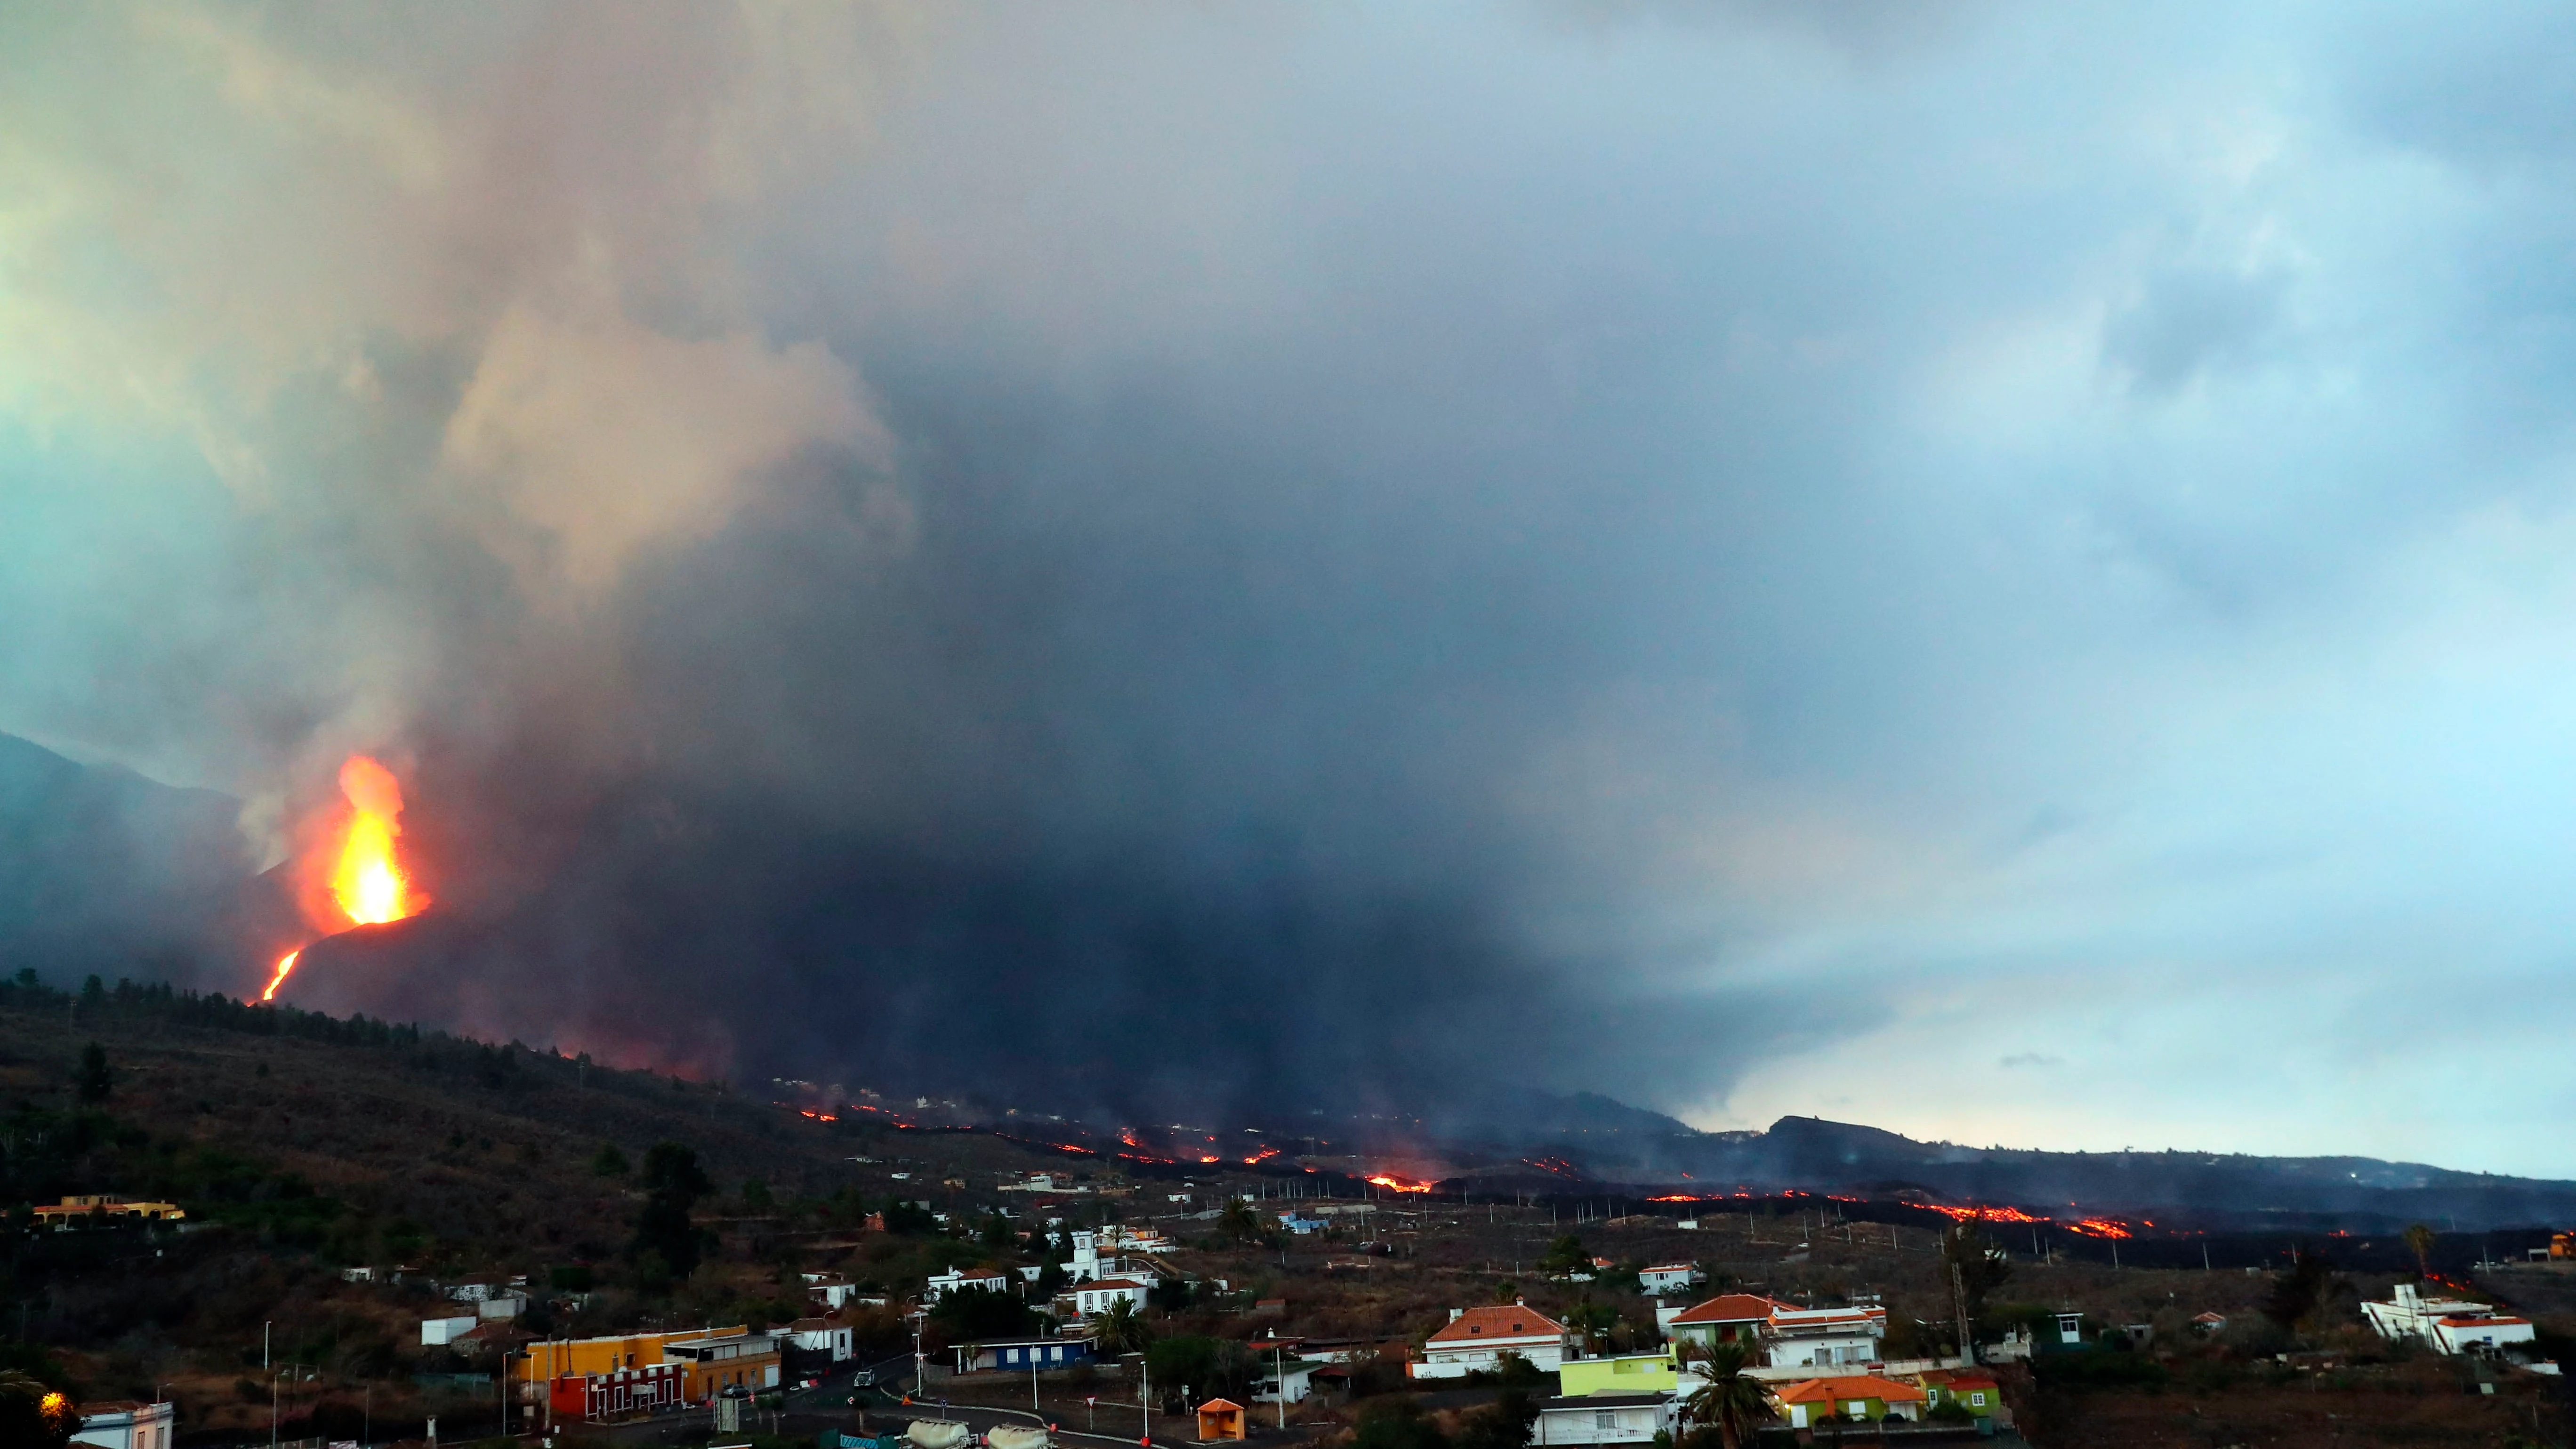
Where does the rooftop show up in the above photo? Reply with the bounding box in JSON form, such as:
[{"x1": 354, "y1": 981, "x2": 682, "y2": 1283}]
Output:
[
  {"x1": 1773, "y1": 1376, "x2": 1928, "y2": 1405},
  {"x1": 1669, "y1": 1294, "x2": 1790, "y2": 1325},
  {"x1": 1428, "y1": 1304, "x2": 1568, "y2": 1345}
]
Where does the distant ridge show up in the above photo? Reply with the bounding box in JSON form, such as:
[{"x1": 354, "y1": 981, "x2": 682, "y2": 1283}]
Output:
[
  {"x1": 0, "y1": 731, "x2": 284, "y2": 983},
  {"x1": 1401, "y1": 1102, "x2": 2576, "y2": 1232}
]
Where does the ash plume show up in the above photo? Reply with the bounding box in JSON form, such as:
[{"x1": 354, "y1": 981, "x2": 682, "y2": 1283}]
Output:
[{"x1": 15, "y1": 3, "x2": 2576, "y2": 1169}]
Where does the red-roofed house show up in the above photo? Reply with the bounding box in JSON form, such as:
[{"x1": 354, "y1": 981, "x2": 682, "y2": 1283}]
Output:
[
  {"x1": 2363, "y1": 1282, "x2": 2538, "y2": 1357},
  {"x1": 1769, "y1": 1375, "x2": 1927, "y2": 1428},
  {"x1": 1663, "y1": 1294, "x2": 1788, "y2": 1349},
  {"x1": 1916, "y1": 1370, "x2": 1999, "y2": 1422},
  {"x1": 1412, "y1": 1303, "x2": 1572, "y2": 1379}
]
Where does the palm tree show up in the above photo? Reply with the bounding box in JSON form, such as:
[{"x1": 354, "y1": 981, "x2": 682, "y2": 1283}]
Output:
[
  {"x1": 1679, "y1": 1342, "x2": 1769, "y2": 1449},
  {"x1": 1089, "y1": 1297, "x2": 1152, "y2": 1356},
  {"x1": 1217, "y1": 1199, "x2": 1263, "y2": 1246},
  {"x1": 2404, "y1": 1223, "x2": 2437, "y2": 1280},
  {"x1": 0, "y1": 1369, "x2": 76, "y2": 1449}
]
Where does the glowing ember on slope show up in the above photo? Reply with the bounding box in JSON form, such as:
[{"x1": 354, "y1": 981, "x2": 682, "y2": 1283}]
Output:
[
  {"x1": 1919, "y1": 1203, "x2": 2048, "y2": 1225},
  {"x1": 1366, "y1": 1173, "x2": 1435, "y2": 1193},
  {"x1": 259, "y1": 950, "x2": 300, "y2": 1002}
]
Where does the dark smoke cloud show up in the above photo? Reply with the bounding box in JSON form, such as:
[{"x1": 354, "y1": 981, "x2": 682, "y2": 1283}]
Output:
[{"x1": 19, "y1": 4, "x2": 2576, "y2": 1167}]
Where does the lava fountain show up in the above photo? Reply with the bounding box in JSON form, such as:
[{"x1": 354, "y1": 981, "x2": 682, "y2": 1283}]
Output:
[
  {"x1": 330, "y1": 755, "x2": 417, "y2": 926},
  {"x1": 261, "y1": 754, "x2": 427, "y2": 1001}
]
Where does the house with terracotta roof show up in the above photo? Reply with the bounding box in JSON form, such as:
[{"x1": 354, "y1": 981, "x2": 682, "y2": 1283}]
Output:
[
  {"x1": 1916, "y1": 1369, "x2": 2000, "y2": 1422},
  {"x1": 1412, "y1": 1302, "x2": 1572, "y2": 1379},
  {"x1": 2362, "y1": 1282, "x2": 2538, "y2": 1357},
  {"x1": 1769, "y1": 1375, "x2": 1926, "y2": 1428},
  {"x1": 1662, "y1": 1294, "x2": 1788, "y2": 1350},
  {"x1": 1063, "y1": 1275, "x2": 1152, "y2": 1318},
  {"x1": 926, "y1": 1264, "x2": 1012, "y2": 1301},
  {"x1": 71, "y1": 1401, "x2": 175, "y2": 1449}
]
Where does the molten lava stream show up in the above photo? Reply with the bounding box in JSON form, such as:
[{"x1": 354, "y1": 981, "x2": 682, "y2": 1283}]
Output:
[{"x1": 261, "y1": 950, "x2": 300, "y2": 1003}]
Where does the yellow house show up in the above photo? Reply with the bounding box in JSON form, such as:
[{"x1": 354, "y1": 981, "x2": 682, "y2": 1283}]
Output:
[
  {"x1": 515, "y1": 1326, "x2": 748, "y2": 1385},
  {"x1": 32, "y1": 1196, "x2": 186, "y2": 1230},
  {"x1": 1557, "y1": 1350, "x2": 1678, "y2": 1396}
]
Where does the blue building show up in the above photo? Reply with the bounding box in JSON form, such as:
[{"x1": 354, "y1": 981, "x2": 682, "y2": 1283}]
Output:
[{"x1": 953, "y1": 1336, "x2": 1096, "y2": 1374}]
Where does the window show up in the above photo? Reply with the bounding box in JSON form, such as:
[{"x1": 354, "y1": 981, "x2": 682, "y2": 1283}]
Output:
[
  {"x1": 1595, "y1": 1413, "x2": 1617, "y2": 1430},
  {"x1": 1968, "y1": 1393, "x2": 1987, "y2": 1407}
]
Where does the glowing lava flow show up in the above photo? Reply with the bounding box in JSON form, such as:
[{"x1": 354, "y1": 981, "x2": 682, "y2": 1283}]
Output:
[
  {"x1": 260, "y1": 950, "x2": 301, "y2": 1003},
  {"x1": 1366, "y1": 1173, "x2": 1435, "y2": 1193}
]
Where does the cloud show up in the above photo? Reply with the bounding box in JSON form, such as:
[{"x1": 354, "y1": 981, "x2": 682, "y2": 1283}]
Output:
[
  {"x1": 443, "y1": 301, "x2": 885, "y2": 595},
  {"x1": 10, "y1": 3, "x2": 2576, "y2": 1160}
]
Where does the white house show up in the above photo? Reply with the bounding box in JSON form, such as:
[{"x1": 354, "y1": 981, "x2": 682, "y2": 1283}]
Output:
[
  {"x1": 1411, "y1": 1303, "x2": 1572, "y2": 1379},
  {"x1": 803, "y1": 1275, "x2": 860, "y2": 1309},
  {"x1": 926, "y1": 1266, "x2": 1013, "y2": 1301},
  {"x1": 1250, "y1": 1358, "x2": 1320, "y2": 1405},
  {"x1": 421, "y1": 1315, "x2": 479, "y2": 1345},
  {"x1": 1066, "y1": 1276, "x2": 1152, "y2": 1317},
  {"x1": 1636, "y1": 1264, "x2": 1703, "y2": 1296},
  {"x1": 1764, "y1": 1304, "x2": 1886, "y2": 1370},
  {"x1": 72, "y1": 1401, "x2": 175, "y2": 1449},
  {"x1": 1532, "y1": 1392, "x2": 1675, "y2": 1446},
  {"x1": 476, "y1": 1292, "x2": 528, "y2": 1320},
  {"x1": 784, "y1": 1317, "x2": 855, "y2": 1362},
  {"x1": 1064, "y1": 1229, "x2": 1116, "y2": 1284},
  {"x1": 2363, "y1": 1283, "x2": 2538, "y2": 1357}
]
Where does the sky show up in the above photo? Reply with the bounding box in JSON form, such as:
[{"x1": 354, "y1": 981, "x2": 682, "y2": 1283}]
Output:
[{"x1": 7, "y1": 3, "x2": 2576, "y2": 1171}]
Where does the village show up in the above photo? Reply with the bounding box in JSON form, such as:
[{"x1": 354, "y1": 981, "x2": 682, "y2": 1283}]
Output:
[
  {"x1": 10, "y1": 990, "x2": 2575, "y2": 1449},
  {"x1": 44, "y1": 1149, "x2": 2576, "y2": 1449}
]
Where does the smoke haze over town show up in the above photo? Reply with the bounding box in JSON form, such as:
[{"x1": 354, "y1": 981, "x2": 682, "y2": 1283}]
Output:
[{"x1": 11, "y1": 3, "x2": 2576, "y2": 1173}]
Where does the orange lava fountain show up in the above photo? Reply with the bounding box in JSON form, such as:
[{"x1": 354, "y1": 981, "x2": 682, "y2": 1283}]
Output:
[
  {"x1": 258, "y1": 754, "x2": 427, "y2": 1002},
  {"x1": 330, "y1": 755, "x2": 418, "y2": 925}
]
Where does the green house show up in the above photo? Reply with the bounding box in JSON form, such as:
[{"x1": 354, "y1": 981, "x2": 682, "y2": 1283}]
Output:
[{"x1": 1557, "y1": 1350, "x2": 1678, "y2": 1396}]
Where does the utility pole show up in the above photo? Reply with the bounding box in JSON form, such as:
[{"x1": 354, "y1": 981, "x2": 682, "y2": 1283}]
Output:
[
  {"x1": 1950, "y1": 1263, "x2": 1976, "y2": 1368},
  {"x1": 266, "y1": 1324, "x2": 275, "y2": 1449},
  {"x1": 1141, "y1": 1360, "x2": 1151, "y2": 1444},
  {"x1": 1274, "y1": 1345, "x2": 1286, "y2": 1430}
]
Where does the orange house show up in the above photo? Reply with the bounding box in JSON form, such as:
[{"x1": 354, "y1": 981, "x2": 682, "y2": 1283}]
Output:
[
  {"x1": 515, "y1": 1326, "x2": 749, "y2": 1385},
  {"x1": 664, "y1": 1330, "x2": 782, "y2": 1402},
  {"x1": 1196, "y1": 1398, "x2": 1246, "y2": 1441}
]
